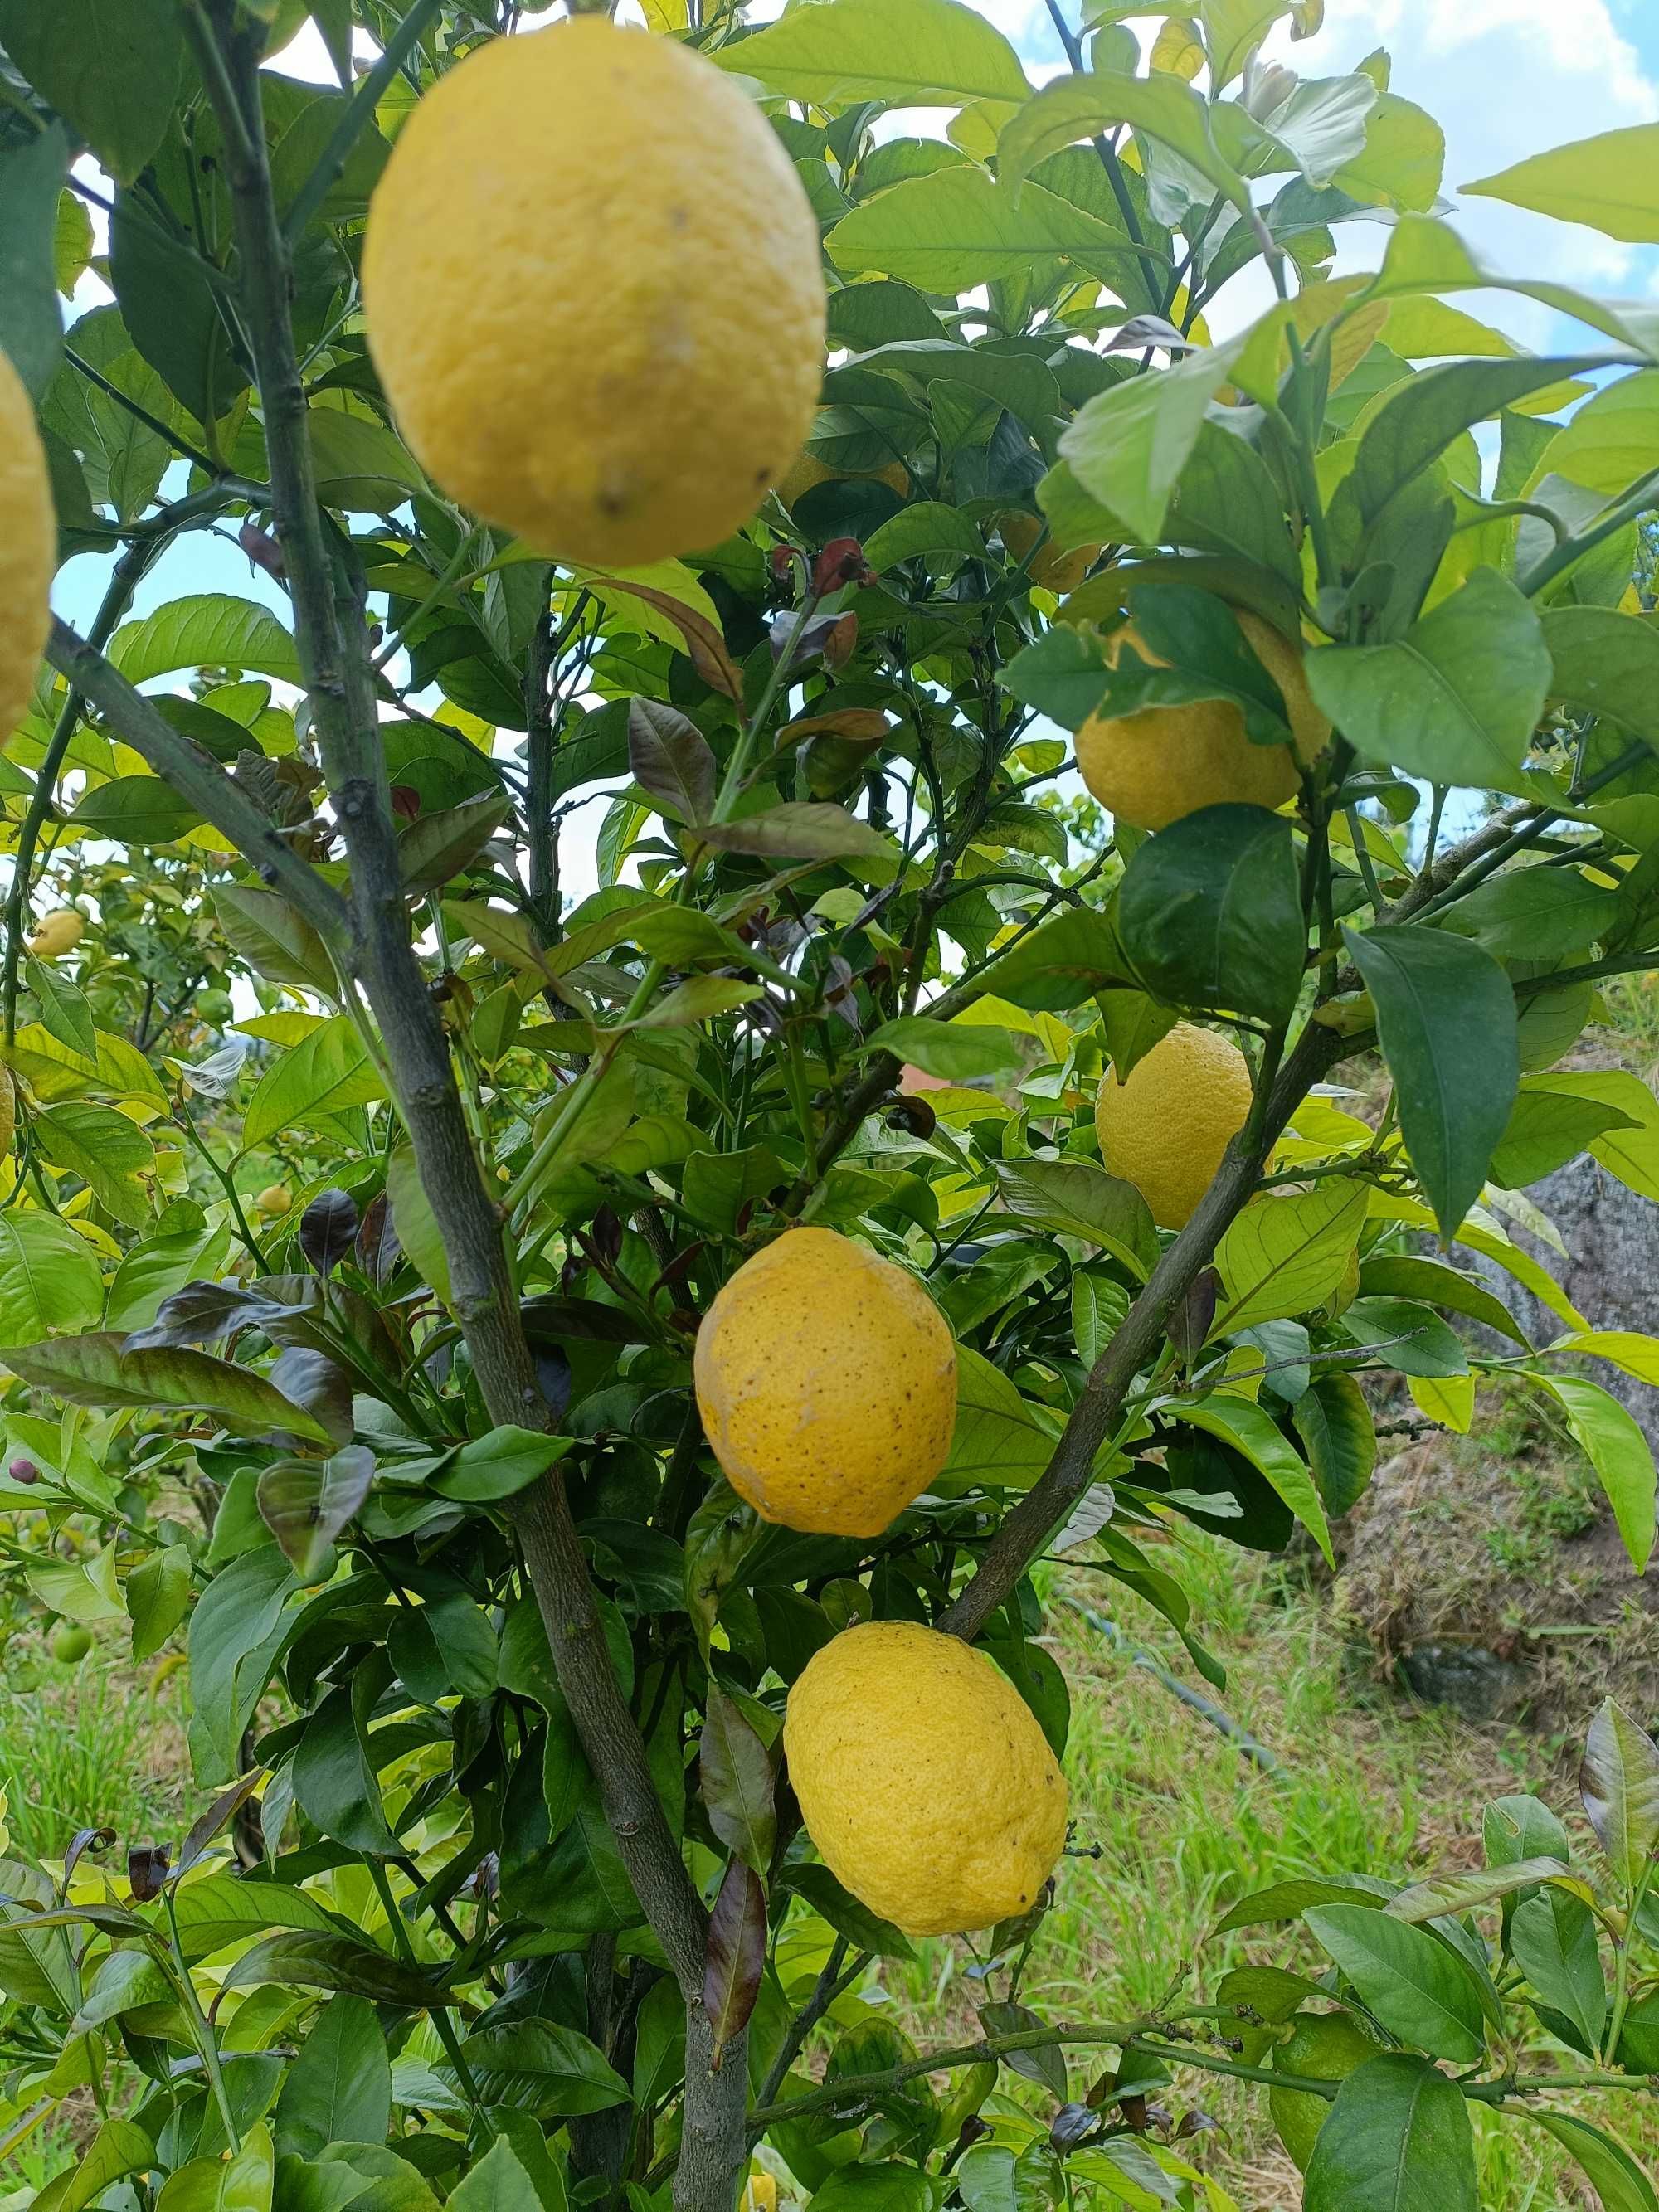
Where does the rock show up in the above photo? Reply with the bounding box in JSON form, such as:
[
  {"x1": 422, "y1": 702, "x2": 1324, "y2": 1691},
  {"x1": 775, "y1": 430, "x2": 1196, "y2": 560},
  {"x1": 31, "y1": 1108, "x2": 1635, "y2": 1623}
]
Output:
[{"x1": 1394, "y1": 1645, "x2": 1529, "y2": 1723}]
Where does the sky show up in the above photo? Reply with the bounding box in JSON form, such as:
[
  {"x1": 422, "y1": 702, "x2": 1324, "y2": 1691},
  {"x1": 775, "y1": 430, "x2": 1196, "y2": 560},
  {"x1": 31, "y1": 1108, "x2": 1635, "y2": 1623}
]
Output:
[{"x1": 49, "y1": 0, "x2": 1659, "y2": 903}]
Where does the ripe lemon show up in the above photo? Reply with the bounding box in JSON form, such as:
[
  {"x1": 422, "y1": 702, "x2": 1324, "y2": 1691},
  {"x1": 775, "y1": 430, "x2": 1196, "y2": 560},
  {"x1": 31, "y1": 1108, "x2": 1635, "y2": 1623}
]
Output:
[
  {"x1": 253, "y1": 1184, "x2": 292, "y2": 1218},
  {"x1": 0, "y1": 350, "x2": 51, "y2": 749},
  {"x1": 777, "y1": 452, "x2": 909, "y2": 509},
  {"x1": 784, "y1": 1619, "x2": 1068, "y2": 1937},
  {"x1": 1096, "y1": 1022, "x2": 1253, "y2": 1230},
  {"x1": 363, "y1": 18, "x2": 825, "y2": 567},
  {"x1": 1269, "y1": 2010, "x2": 1379, "y2": 2171},
  {"x1": 1075, "y1": 610, "x2": 1328, "y2": 830},
  {"x1": 26, "y1": 909, "x2": 83, "y2": 959},
  {"x1": 693, "y1": 1228, "x2": 956, "y2": 1536},
  {"x1": 996, "y1": 510, "x2": 1101, "y2": 594}
]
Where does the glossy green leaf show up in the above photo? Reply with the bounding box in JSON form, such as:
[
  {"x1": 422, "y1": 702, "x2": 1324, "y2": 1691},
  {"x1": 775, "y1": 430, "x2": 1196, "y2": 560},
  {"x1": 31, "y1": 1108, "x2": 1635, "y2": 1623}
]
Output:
[
  {"x1": 0, "y1": 125, "x2": 69, "y2": 400},
  {"x1": 1510, "y1": 1889, "x2": 1606, "y2": 2055},
  {"x1": 126, "y1": 1542, "x2": 191, "y2": 1663},
  {"x1": 0, "y1": 0, "x2": 182, "y2": 185},
  {"x1": 1307, "y1": 570, "x2": 1550, "y2": 795},
  {"x1": 1342, "y1": 921, "x2": 1519, "y2": 1236},
  {"x1": 1175, "y1": 1393, "x2": 1333, "y2": 1563},
  {"x1": 242, "y1": 1018, "x2": 386, "y2": 1152},
  {"x1": 864, "y1": 1015, "x2": 1030, "y2": 1083},
  {"x1": 997, "y1": 1156, "x2": 1159, "y2": 1278},
  {"x1": 1304, "y1": 2054, "x2": 1476, "y2": 2212},
  {"x1": 1291, "y1": 1371, "x2": 1378, "y2": 1518},
  {"x1": 1579, "y1": 1696, "x2": 1659, "y2": 1883},
  {"x1": 1532, "y1": 1375, "x2": 1655, "y2": 1572},
  {"x1": 257, "y1": 1447, "x2": 374, "y2": 1584},
  {"x1": 1302, "y1": 1905, "x2": 1486, "y2": 2059},
  {"x1": 0, "y1": 1212, "x2": 105, "y2": 1344},
  {"x1": 1119, "y1": 804, "x2": 1305, "y2": 1023},
  {"x1": 432, "y1": 1427, "x2": 574, "y2": 1503},
  {"x1": 1215, "y1": 1180, "x2": 1369, "y2": 1331},
  {"x1": 0, "y1": 1334, "x2": 333, "y2": 1441},
  {"x1": 718, "y1": 0, "x2": 1029, "y2": 106},
  {"x1": 274, "y1": 1996, "x2": 392, "y2": 2158},
  {"x1": 1464, "y1": 123, "x2": 1659, "y2": 246},
  {"x1": 1521, "y1": 2112, "x2": 1659, "y2": 2212},
  {"x1": 998, "y1": 67, "x2": 1247, "y2": 207}
]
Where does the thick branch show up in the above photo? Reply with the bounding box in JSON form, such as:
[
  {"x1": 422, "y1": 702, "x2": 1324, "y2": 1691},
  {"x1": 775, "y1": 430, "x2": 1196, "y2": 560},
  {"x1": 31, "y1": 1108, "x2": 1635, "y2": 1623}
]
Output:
[
  {"x1": 938, "y1": 1019, "x2": 1352, "y2": 1644},
  {"x1": 193, "y1": 0, "x2": 713, "y2": 2042}
]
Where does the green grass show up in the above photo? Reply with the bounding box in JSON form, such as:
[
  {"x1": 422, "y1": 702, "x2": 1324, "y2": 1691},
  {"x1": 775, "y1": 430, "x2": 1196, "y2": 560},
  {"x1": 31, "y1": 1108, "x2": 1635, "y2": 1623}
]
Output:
[
  {"x1": 0, "y1": 1626, "x2": 187, "y2": 1866},
  {"x1": 884, "y1": 1532, "x2": 1659, "y2": 2208}
]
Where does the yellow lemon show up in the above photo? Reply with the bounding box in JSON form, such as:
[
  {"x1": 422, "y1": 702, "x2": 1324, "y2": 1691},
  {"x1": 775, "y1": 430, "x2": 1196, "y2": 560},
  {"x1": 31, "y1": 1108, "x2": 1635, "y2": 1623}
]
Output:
[
  {"x1": 784, "y1": 1619, "x2": 1068, "y2": 1937},
  {"x1": 26, "y1": 909, "x2": 83, "y2": 960},
  {"x1": 996, "y1": 510, "x2": 1101, "y2": 594},
  {"x1": 743, "y1": 2176, "x2": 778, "y2": 2212},
  {"x1": 1269, "y1": 2011, "x2": 1379, "y2": 2171},
  {"x1": 1095, "y1": 1022, "x2": 1253, "y2": 1230},
  {"x1": 693, "y1": 1227, "x2": 956, "y2": 1537},
  {"x1": 0, "y1": 349, "x2": 51, "y2": 748},
  {"x1": 363, "y1": 17, "x2": 825, "y2": 567},
  {"x1": 777, "y1": 452, "x2": 910, "y2": 509},
  {"x1": 1075, "y1": 610, "x2": 1328, "y2": 831},
  {"x1": 254, "y1": 1184, "x2": 292, "y2": 1218}
]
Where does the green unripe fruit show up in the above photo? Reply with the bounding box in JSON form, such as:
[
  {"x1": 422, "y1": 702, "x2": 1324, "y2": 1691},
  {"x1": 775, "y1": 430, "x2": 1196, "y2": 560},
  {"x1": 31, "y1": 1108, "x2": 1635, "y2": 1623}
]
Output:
[
  {"x1": 1269, "y1": 2010, "x2": 1378, "y2": 2171},
  {"x1": 197, "y1": 989, "x2": 235, "y2": 1023},
  {"x1": 50, "y1": 1621, "x2": 92, "y2": 1664}
]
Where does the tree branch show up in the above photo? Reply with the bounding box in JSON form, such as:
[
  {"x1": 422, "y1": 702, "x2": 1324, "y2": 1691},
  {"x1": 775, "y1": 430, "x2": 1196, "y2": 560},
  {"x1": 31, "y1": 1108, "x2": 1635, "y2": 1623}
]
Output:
[
  {"x1": 937, "y1": 1018, "x2": 1353, "y2": 1644},
  {"x1": 43, "y1": 620, "x2": 351, "y2": 951},
  {"x1": 191, "y1": 17, "x2": 727, "y2": 2201}
]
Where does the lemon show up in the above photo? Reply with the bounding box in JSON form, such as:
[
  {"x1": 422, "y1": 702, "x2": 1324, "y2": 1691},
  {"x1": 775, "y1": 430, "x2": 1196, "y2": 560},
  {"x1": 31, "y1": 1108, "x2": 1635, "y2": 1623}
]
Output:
[
  {"x1": 778, "y1": 452, "x2": 909, "y2": 509},
  {"x1": 784, "y1": 1619, "x2": 1068, "y2": 1937},
  {"x1": 1075, "y1": 610, "x2": 1328, "y2": 830},
  {"x1": 0, "y1": 350, "x2": 51, "y2": 749},
  {"x1": 1269, "y1": 2010, "x2": 1378, "y2": 2171},
  {"x1": 51, "y1": 1621, "x2": 92, "y2": 1665},
  {"x1": 1096, "y1": 1022, "x2": 1253, "y2": 1230},
  {"x1": 693, "y1": 1228, "x2": 956, "y2": 1536},
  {"x1": 997, "y1": 511, "x2": 1101, "y2": 594},
  {"x1": 26, "y1": 909, "x2": 83, "y2": 960},
  {"x1": 253, "y1": 1184, "x2": 292, "y2": 1218},
  {"x1": 742, "y1": 2176, "x2": 777, "y2": 2212},
  {"x1": 363, "y1": 17, "x2": 825, "y2": 567}
]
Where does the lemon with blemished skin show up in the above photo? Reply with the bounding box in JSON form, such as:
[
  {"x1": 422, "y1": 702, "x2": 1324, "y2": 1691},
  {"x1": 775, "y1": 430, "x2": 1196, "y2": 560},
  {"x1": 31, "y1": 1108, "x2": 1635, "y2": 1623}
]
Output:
[
  {"x1": 362, "y1": 17, "x2": 825, "y2": 568},
  {"x1": 1096, "y1": 1022, "x2": 1254, "y2": 1230},
  {"x1": 26, "y1": 909, "x2": 84, "y2": 959},
  {"x1": 1269, "y1": 2010, "x2": 1379, "y2": 2171},
  {"x1": 783, "y1": 1619, "x2": 1068, "y2": 1937},
  {"x1": 996, "y1": 510, "x2": 1101, "y2": 594},
  {"x1": 1075, "y1": 610, "x2": 1328, "y2": 831},
  {"x1": 0, "y1": 349, "x2": 52, "y2": 750},
  {"x1": 693, "y1": 1227, "x2": 956, "y2": 1537},
  {"x1": 743, "y1": 2176, "x2": 777, "y2": 2212}
]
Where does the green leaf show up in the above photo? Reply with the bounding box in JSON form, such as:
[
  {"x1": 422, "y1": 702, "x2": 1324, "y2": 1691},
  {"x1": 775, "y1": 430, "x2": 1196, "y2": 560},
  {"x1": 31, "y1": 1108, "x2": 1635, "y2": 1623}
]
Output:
[
  {"x1": 1304, "y1": 2054, "x2": 1476, "y2": 2212},
  {"x1": 293, "y1": 1673, "x2": 400, "y2": 1857},
  {"x1": 0, "y1": 0, "x2": 182, "y2": 186},
  {"x1": 1544, "y1": 604, "x2": 1659, "y2": 746},
  {"x1": 109, "y1": 188, "x2": 246, "y2": 428},
  {"x1": 1520, "y1": 2112, "x2": 1659, "y2": 2212},
  {"x1": 445, "y1": 2140, "x2": 546, "y2": 2212},
  {"x1": 1302, "y1": 1905, "x2": 1486, "y2": 2060},
  {"x1": 1216, "y1": 1873, "x2": 1393, "y2": 1932},
  {"x1": 169, "y1": 1873, "x2": 345, "y2": 1964},
  {"x1": 864, "y1": 501, "x2": 986, "y2": 566},
  {"x1": 1118, "y1": 804, "x2": 1305, "y2": 1023},
  {"x1": 1341, "y1": 921, "x2": 1519, "y2": 1237},
  {"x1": 1488, "y1": 1084, "x2": 1638, "y2": 1189},
  {"x1": 274, "y1": 1996, "x2": 392, "y2": 2159},
  {"x1": 26, "y1": 953, "x2": 97, "y2": 1062},
  {"x1": 1579, "y1": 1696, "x2": 1659, "y2": 1884},
  {"x1": 1384, "y1": 1857, "x2": 1581, "y2": 1925},
  {"x1": 809, "y1": 2166, "x2": 940, "y2": 2212},
  {"x1": 1525, "y1": 1069, "x2": 1659, "y2": 1203},
  {"x1": 973, "y1": 903, "x2": 1133, "y2": 1011},
  {"x1": 696, "y1": 804, "x2": 897, "y2": 865},
  {"x1": 1292, "y1": 1370, "x2": 1378, "y2": 1517},
  {"x1": 433, "y1": 1427, "x2": 574, "y2": 1503},
  {"x1": 35, "y1": 1101, "x2": 155, "y2": 1228},
  {"x1": 455, "y1": 2021, "x2": 630, "y2": 2117},
  {"x1": 776, "y1": 1862, "x2": 915, "y2": 1961},
  {"x1": 0, "y1": 1212, "x2": 105, "y2": 1344},
  {"x1": 1532, "y1": 1375, "x2": 1655, "y2": 1573},
  {"x1": 0, "y1": 125, "x2": 69, "y2": 400},
  {"x1": 257, "y1": 1446, "x2": 374, "y2": 1584},
  {"x1": 219, "y1": 1930, "x2": 451, "y2": 2012},
  {"x1": 718, "y1": 0, "x2": 1029, "y2": 106},
  {"x1": 1216, "y1": 1180, "x2": 1369, "y2": 1330},
  {"x1": 1442, "y1": 866, "x2": 1622, "y2": 964},
  {"x1": 386, "y1": 1146, "x2": 450, "y2": 1305},
  {"x1": 0, "y1": 1334, "x2": 335, "y2": 1442},
  {"x1": 30, "y1": 2118, "x2": 154, "y2": 2212},
  {"x1": 939, "y1": 1344, "x2": 1056, "y2": 1490},
  {"x1": 1464, "y1": 123, "x2": 1659, "y2": 246},
  {"x1": 1306, "y1": 570, "x2": 1550, "y2": 795},
  {"x1": 1339, "y1": 1295, "x2": 1467, "y2": 1379},
  {"x1": 635, "y1": 978, "x2": 762, "y2": 1029},
  {"x1": 1000, "y1": 622, "x2": 1113, "y2": 730},
  {"x1": 214, "y1": 887, "x2": 336, "y2": 997},
  {"x1": 1175, "y1": 1393, "x2": 1333, "y2": 1563},
  {"x1": 110, "y1": 596, "x2": 304, "y2": 687},
  {"x1": 1058, "y1": 328, "x2": 1257, "y2": 544},
  {"x1": 241, "y1": 1018, "x2": 385, "y2": 1152},
  {"x1": 828, "y1": 168, "x2": 1140, "y2": 296},
  {"x1": 155, "y1": 2125, "x2": 274, "y2": 2212},
  {"x1": 1332, "y1": 92, "x2": 1445, "y2": 213},
  {"x1": 1510, "y1": 1889, "x2": 1605, "y2": 2055},
  {"x1": 126, "y1": 1542, "x2": 190, "y2": 1663},
  {"x1": 997, "y1": 1156, "x2": 1159, "y2": 1278},
  {"x1": 864, "y1": 1014, "x2": 1030, "y2": 1083},
  {"x1": 998, "y1": 67, "x2": 1247, "y2": 208},
  {"x1": 186, "y1": 1544, "x2": 298, "y2": 1783},
  {"x1": 1356, "y1": 1254, "x2": 1528, "y2": 1346}
]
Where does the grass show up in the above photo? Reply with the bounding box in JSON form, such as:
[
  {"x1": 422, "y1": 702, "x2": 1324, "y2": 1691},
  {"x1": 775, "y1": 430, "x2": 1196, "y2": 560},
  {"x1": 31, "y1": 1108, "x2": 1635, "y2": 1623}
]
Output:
[{"x1": 883, "y1": 1532, "x2": 1659, "y2": 2208}]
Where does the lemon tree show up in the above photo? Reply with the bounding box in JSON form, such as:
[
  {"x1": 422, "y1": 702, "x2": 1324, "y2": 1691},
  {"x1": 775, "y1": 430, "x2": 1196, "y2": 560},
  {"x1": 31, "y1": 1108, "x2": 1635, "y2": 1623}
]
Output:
[{"x1": 1, "y1": 5, "x2": 1658, "y2": 2212}]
